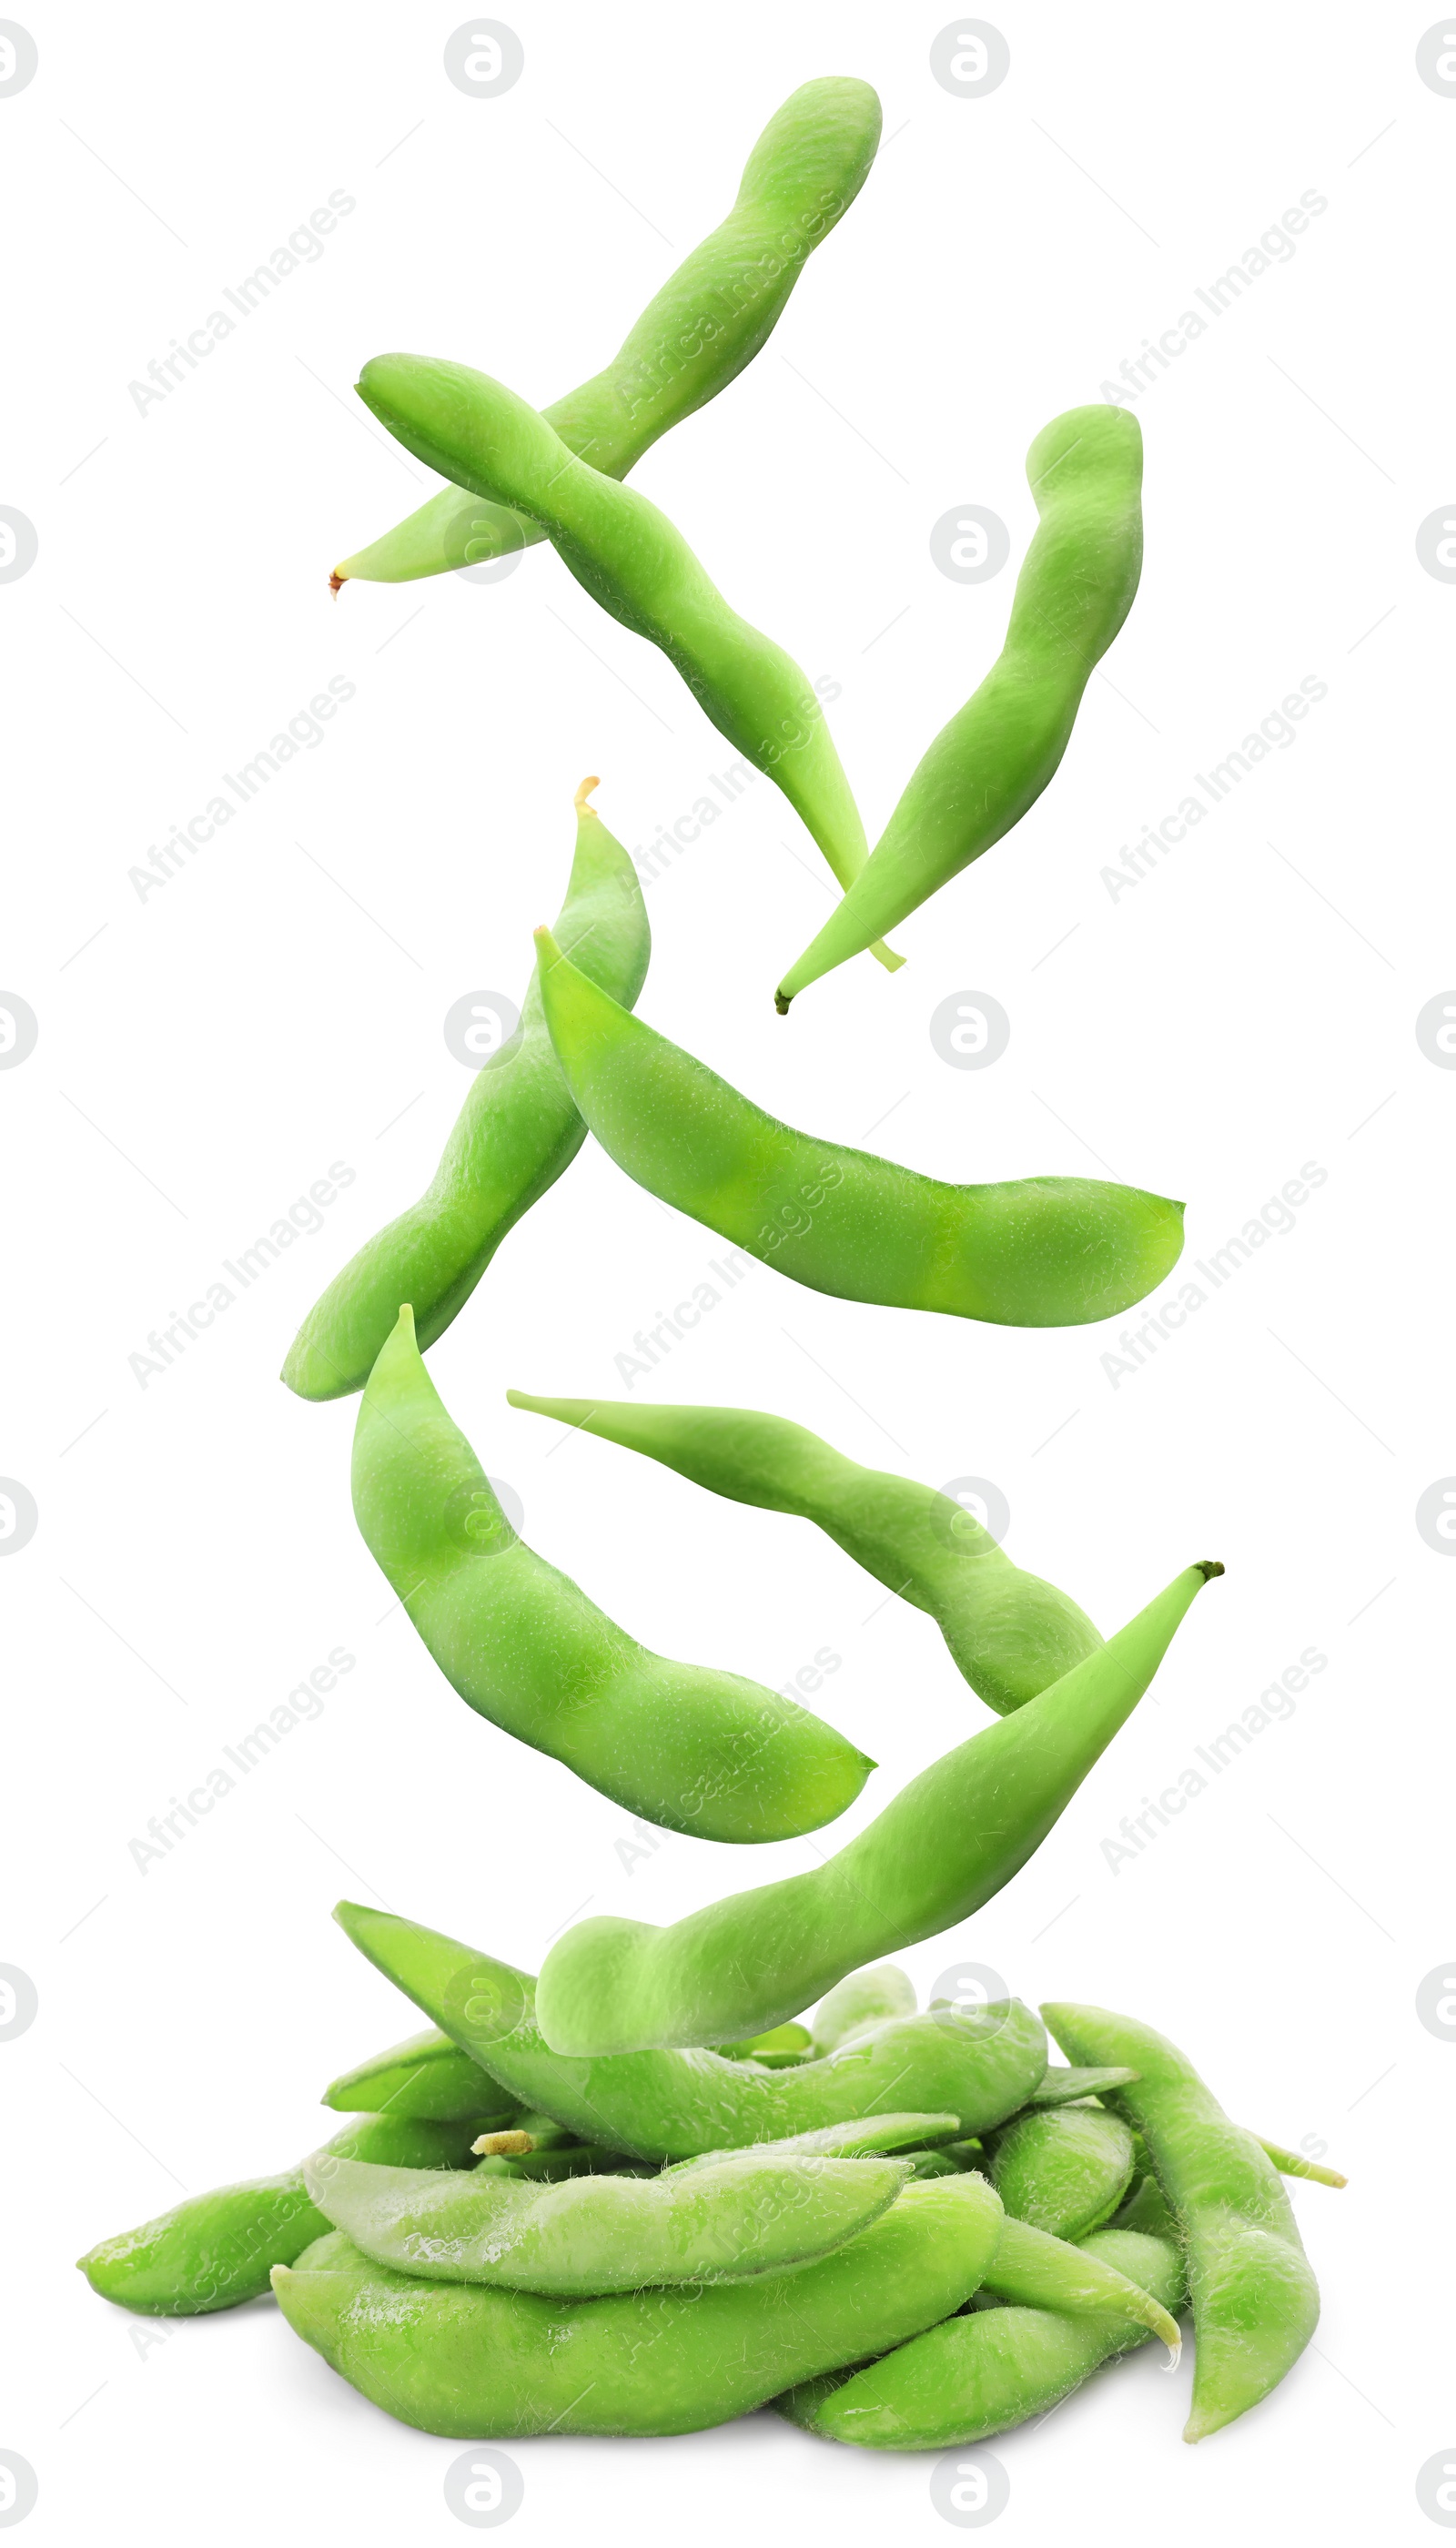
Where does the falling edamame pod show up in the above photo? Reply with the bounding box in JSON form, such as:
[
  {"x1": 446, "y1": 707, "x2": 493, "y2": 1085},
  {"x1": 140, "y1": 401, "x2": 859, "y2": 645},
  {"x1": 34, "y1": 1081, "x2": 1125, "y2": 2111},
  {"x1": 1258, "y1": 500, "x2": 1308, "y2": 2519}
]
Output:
[
  {"x1": 352, "y1": 1305, "x2": 873, "y2": 1843},
  {"x1": 334, "y1": 1902, "x2": 1050, "y2": 2161},
  {"x1": 774, "y1": 404, "x2": 1143, "y2": 1007},
  {"x1": 334, "y1": 79, "x2": 883, "y2": 586},
  {"x1": 777, "y1": 2225, "x2": 1186, "y2": 2448},
  {"x1": 282, "y1": 783, "x2": 649, "y2": 1400},
  {"x1": 1042, "y1": 2005, "x2": 1321, "y2": 2441},
  {"x1": 272, "y1": 2172, "x2": 1005, "y2": 2439},
  {"x1": 986, "y1": 2101, "x2": 1137, "y2": 2240},
  {"x1": 358, "y1": 359, "x2": 899, "y2": 970},
  {"x1": 533, "y1": 932, "x2": 1186, "y2": 1327},
  {"x1": 508, "y1": 1391, "x2": 1103, "y2": 1713},
  {"x1": 75, "y1": 2111, "x2": 492, "y2": 2317},
  {"x1": 533, "y1": 1562, "x2": 1222, "y2": 2056},
  {"x1": 303, "y1": 2135, "x2": 914, "y2": 2294}
]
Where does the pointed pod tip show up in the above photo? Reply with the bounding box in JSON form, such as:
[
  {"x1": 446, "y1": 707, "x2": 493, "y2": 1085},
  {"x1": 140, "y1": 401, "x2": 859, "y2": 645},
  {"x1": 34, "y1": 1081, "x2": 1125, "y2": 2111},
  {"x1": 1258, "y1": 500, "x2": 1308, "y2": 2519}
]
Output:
[
  {"x1": 573, "y1": 775, "x2": 600, "y2": 811},
  {"x1": 774, "y1": 990, "x2": 792, "y2": 1016},
  {"x1": 535, "y1": 925, "x2": 563, "y2": 966},
  {"x1": 329, "y1": 570, "x2": 345, "y2": 596},
  {"x1": 1195, "y1": 1560, "x2": 1225, "y2": 1582}
]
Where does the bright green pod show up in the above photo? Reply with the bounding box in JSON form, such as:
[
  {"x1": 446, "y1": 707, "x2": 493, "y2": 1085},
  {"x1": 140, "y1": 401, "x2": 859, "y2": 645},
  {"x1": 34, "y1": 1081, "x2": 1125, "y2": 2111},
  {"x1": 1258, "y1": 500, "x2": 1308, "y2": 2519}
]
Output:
[
  {"x1": 715, "y1": 2020, "x2": 814, "y2": 2061},
  {"x1": 777, "y1": 2225, "x2": 1185, "y2": 2447},
  {"x1": 809, "y1": 1963, "x2": 918, "y2": 2053},
  {"x1": 351, "y1": 1304, "x2": 873, "y2": 1841},
  {"x1": 283, "y1": 784, "x2": 649, "y2": 1400},
  {"x1": 508, "y1": 1392, "x2": 1102, "y2": 1714},
  {"x1": 272, "y1": 2172, "x2": 1005, "y2": 2439},
  {"x1": 665, "y1": 2114, "x2": 962, "y2": 2173},
  {"x1": 981, "y1": 2211, "x2": 1181, "y2": 2351},
  {"x1": 533, "y1": 1562, "x2": 1221, "y2": 2056},
  {"x1": 986, "y1": 2102, "x2": 1136, "y2": 2240},
  {"x1": 322, "y1": 2027, "x2": 511, "y2": 2123},
  {"x1": 76, "y1": 2112, "x2": 491, "y2": 2317},
  {"x1": 1043, "y1": 2002, "x2": 1321, "y2": 2441},
  {"x1": 334, "y1": 79, "x2": 883, "y2": 585},
  {"x1": 1013, "y1": 2064, "x2": 1140, "y2": 2108},
  {"x1": 775, "y1": 403, "x2": 1144, "y2": 1006},
  {"x1": 357, "y1": 360, "x2": 896, "y2": 970},
  {"x1": 334, "y1": 1902, "x2": 1050, "y2": 2161},
  {"x1": 534, "y1": 930, "x2": 1186, "y2": 1327},
  {"x1": 304, "y1": 2138, "x2": 913, "y2": 2293}
]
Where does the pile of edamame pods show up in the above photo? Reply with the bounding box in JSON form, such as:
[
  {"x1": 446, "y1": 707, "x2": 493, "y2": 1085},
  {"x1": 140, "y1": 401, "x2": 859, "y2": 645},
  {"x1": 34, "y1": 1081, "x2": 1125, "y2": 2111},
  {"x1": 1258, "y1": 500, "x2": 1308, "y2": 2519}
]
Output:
[
  {"x1": 82, "y1": 75, "x2": 1343, "y2": 2468},
  {"x1": 78, "y1": 1934, "x2": 1344, "y2": 2446}
]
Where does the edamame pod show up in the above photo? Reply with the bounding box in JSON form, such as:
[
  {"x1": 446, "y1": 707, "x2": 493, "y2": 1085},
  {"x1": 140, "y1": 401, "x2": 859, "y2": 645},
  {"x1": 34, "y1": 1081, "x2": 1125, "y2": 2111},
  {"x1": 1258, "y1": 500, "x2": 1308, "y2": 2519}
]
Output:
[
  {"x1": 283, "y1": 783, "x2": 649, "y2": 1400},
  {"x1": 809, "y1": 1963, "x2": 918, "y2": 2052},
  {"x1": 775, "y1": 405, "x2": 1143, "y2": 1006},
  {"x1": 352, "y1": 1306, "x2": 874, "y2": 1842},
  {"x1": 986, "y1": 2101, "x2": 1137, "y2": 2240},
  {"x1": 359, "y1": 359, "x2": 898, "y2": 967},
  {"x1": 509, "y1": 1391, "x2": 1102, "y2": 1712},
  {"x1": 304, "y1": 2138, "x2": 913, "y2": 2293},
  {"x1": 534, "y1": 932, "x2": 1186, "y2": 1327},
  {"x1": 981, "y1": 2213, "x2": 1181, "y2": 2353},
  {"x1": 534, "y1": 1562, "x2": 1222, "y2": 2056},
  {"x1": 665, "y1": 2113, "x2": 961, "y2": 2172},
  {"x1": 335, "y1": 80, "x2": 883, "y2": 585},
  {"x1": 1043, "y1": 2003, "x2": 1320, "y2": 2441},
  {"x1": 76, "y1": 2112, "x2": 491, "y2": 2317},
  {"x1": 1014, "y1": 2064, "x2": 1140, "y2": 2108},
  {"x1": 272, "y1": 2172, "x2": 1005, "y2": 2438},
  {"x1": 334, "y1": 1903, "x2": 1050, "y2": 2160},
  {"x1": 322, "y1": 2027, "x2": 511, "y2": 2124},
  {"x1": 777, "y1": 2225, "x2": 1185, "y2": 2448}
]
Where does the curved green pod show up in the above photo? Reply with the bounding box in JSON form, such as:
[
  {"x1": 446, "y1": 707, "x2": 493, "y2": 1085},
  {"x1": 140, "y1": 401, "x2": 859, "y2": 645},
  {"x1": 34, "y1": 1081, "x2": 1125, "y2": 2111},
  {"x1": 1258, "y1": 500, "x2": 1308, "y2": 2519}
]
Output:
[
  {"x1": 334, "y1": 79, "x2": 883, "y2": 585},
  {"x1": 75, "y1": 2112, "x2": 491, "y2": 2317},
  {"x1": 534, "y1": 932, "x2": 1185, "y2": 1327},
  {"x1": 508, "y1": 1392, "x2": 1103, "y2": 1713},
  {"x1": 357, "y1": 359, "x2": 898, "y2": 969},
  {"x1": 775, "y1": 404, "x2": 1144, "y2": 1007},
  {"x1": 980, "y1": 2212, "x2": 1181, "y2": 2351},
  {"x1": 334, "y1": 1902, "x2": 1050, "y2": 2161},
  {"x1": 351, "y1": 1305, "x2": 873, "y2": 1842},
  {"x1": 272, "y1": 2172, "x2": 1005, "y2": 2439},
  {"x1": 1042, "y1": 2003, "x2": 1320, "y2": 2442},
  {"x1": 533, "y1": 1562, "x2": 1221, "y2": 2057},
  {"x1": 808, "y1": 1962, "x2": 918, "y2": 2053},
  {"x1": 303, "y1": 2138, "x2": 913, "y2": 2293},
  {"x1": 322, "y1": 2027, "x2": 512, "y2": 2124},
  {"x1": 986, "y1": 2101, "x2": 1137, "y2": 2240},
  {"x1": 777, "y1": 2225, "x2": 1185, "y2": 2447},
  {"x1": 283, "y1": 784, "x2": 649, "y2": 1401}
]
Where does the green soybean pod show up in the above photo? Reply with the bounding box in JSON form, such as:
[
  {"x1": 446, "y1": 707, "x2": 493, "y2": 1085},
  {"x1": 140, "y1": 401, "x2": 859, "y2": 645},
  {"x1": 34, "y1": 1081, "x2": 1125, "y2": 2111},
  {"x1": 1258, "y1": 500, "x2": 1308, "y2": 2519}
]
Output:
[
  {"x1": 1014, "y1": 2065, "x2": 1140, "y2": 2108},
  {"x1": 322, "y1": 2027, "x2": 512, "y2": 2124},
  {"x1": 809, "y1": 1964, "x2": 918, "y2": 2053},
  {"x1": 358, "y1": 359, "x2": 898, "y2": 969},
  {"x1": 777, "y1": 2225, "x2": 1185, "y2": 2448},
  {"x1": 303, "y1": 2139, "x2": 914, "y2": 2293},
  {"x1": 283, "y1": 782, "x2": 649, "y2": 1401},
  {"x1": 508, "y1": 1392, "x2": 1103, "y2": 1714},
  {"x1": 986, "y1": 2102, "x2": 1137, "y2": 2240},
  {"x1": 534, "y1": 932, "x2": 1186, "y2": 1329},
  {"x1": 774, "y1": 404, "x2": 1143, "y2": 1008},
  {"x1": 981, "y1": 2212, "x2": 1181, "y2": 2352},
  {"x1": 272, "y1": 2173, "x2": 1006, "y2": 2439},
  {"x1": 334, "y1": 1902, "x2": 1050, "y2": 2161},
  {"x1": 334, "y1": 80, "x2": 883, "y2": 586},
  {"x1": 665, "y1": 2114, "x2": 962, "y2": 2172},
  {"x1": 352, "y1": 1305, "x2": 873, "y2": 1841},
  {"x1": 533, "y1": 1562, "x2": 1221, "y2": 2057},
  {"x1": 1043, "y1": 2002, "x2": 1321, "y2": 2441},
  {"x1": 76, "y1": 2112, "x2": 491, "y2": 2317}
]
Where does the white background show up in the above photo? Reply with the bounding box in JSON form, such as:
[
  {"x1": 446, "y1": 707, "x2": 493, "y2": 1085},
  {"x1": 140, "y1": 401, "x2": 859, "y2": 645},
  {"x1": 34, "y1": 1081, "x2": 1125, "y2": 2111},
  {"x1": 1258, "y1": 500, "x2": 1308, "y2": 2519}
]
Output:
[{"x1": 5, "y1": 2, "x2": 1451, "y2": 2539}]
